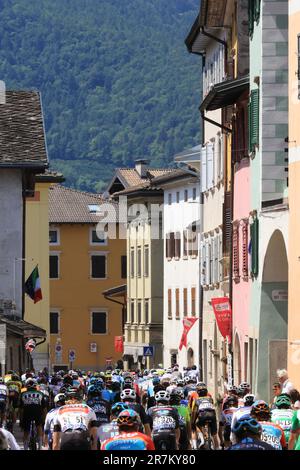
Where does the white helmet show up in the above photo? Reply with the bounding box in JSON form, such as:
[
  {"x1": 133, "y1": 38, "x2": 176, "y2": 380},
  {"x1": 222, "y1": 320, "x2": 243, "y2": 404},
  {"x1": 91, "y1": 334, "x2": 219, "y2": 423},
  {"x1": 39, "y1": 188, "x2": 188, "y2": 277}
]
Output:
[
  {"x1": 121, "y1": 388, "x2": 136, "y2": 401},
  {"x1": 155, "y1": 390, "x2": 170, "y2": 403},
  {"x1": 54, "y1": 393, "x2": 66, "y2": 405},
  {"x1": 176, "y1": 379, "x2": 184, "y2": 386}
]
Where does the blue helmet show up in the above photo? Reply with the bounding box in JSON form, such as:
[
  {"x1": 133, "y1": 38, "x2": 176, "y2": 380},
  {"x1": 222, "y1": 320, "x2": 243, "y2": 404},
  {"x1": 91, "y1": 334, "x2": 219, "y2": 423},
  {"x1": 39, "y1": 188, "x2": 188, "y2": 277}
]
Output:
[
  {"x1": 152, "y1": 377, "x2": 160, "y2": 386},
  {"x1": 111, "y1": 402, "x2": 129, "y2": 416},
  {"x1": 232, "y1": 417, "x2": 262, "y2": 437},
  {"x1": 87, "y1": 385, "x2": 99, "y2": 396}
]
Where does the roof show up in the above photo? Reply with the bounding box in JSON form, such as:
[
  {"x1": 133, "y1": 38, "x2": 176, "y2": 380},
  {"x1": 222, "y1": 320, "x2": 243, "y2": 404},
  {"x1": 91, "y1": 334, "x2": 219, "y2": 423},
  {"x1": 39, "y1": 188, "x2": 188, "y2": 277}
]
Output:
[
  {"x1": 199, "y1": 0, "x2": 227, "y2": 28},
  {"x1": 174, "y1": 145, "x2": 202, "y2": 163},
  {"x1": 107, "y1": 167, "x2": 174, "y2": 195},
  {"x1": 150, "y1": 168, "x2": 198, "y2": 186},
  {"x1": 35, "y1": 169, "x2": 65, "y2": 183},
  {"x1": 49, "y1": 185, "x2": 118, "y2": 224},
  {"x1": 0, "y1": 314, "x2": 46, "y2": 338},
  {"x1": 102, "y1": 284, "x2": 127, "y2": 298},
  {"x1": 0, "y1": 91, "x2": 48, "y2": 168},
  {"x1": 200, "y1": 75, "x2": 249, "y2": 112}
]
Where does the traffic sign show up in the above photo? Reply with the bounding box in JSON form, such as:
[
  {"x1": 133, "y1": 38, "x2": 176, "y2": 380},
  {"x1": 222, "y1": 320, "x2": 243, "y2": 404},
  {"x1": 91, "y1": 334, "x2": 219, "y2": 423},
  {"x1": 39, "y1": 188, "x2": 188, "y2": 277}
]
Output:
[
  {"x1": 69, "y1": 349, "x2": 76, "y2": 362},
  {"x1": 55, "y1": 344, "x2": 62, "y2": 354},
  {"x1": 143, "y1": 346, "x2": 154, "y2": 357}
]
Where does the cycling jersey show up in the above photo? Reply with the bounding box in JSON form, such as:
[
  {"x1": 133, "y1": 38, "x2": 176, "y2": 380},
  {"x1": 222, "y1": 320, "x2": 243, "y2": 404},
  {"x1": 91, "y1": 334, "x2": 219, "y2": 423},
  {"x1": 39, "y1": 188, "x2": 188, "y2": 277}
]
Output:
[
  {"x1": 147, "y1": 405, "x2": 180, "y2": 436},
  {"x1": 53, "y1": 403, "x2": 97, "y2": 433},
  {"x1": 183, "y1": 384, "x2": 197, "y2": 399},
  {"x1": 260, "y1": 421, "x2": 286, "y2": 450},
  {"x1": 0, "y1": 428, "x2": 20, "y2": 450},
  {"x1": 101, "y1": 431, "x2": 155, "y2": 450},
  {"x1": 124, "y1": 402, "x2": 150, "y2": 427},
  {"x1": 20, "y1": 389, "x2": 45, "y2": 432},
  {"x1": 97, "y1": 421, "x2": 119, "y2": 445},
  {"x1": 86, "y1": 397, "x2": 110, "y2": 425},
  {"x1": 6, "y1": 380, "x2": 22, "y2": 398},
  {"x1": 219, "y1": 407, "x2": 237, "y2": 441},
  {"x1": 194, "y1": 397, "x2": 217, "y2": 435},
  {"x1": 0, "y1": 384, "x2": 8, "y2": 402},
  {"x1": 228, "y1": 436, "x2": 274, "y2": 450},
  {"x1": 44, "y1": 408, "x2": 59, "y2": 447},
  {"x1": 271, "y1": 408, "x2": 294, "y2": 442},
  {"x1": 291, "y1": 410, "x2": 300, "y2": 450},
  {"x1": 172, "y1": 404, "x2": 190, "y2": 450}
]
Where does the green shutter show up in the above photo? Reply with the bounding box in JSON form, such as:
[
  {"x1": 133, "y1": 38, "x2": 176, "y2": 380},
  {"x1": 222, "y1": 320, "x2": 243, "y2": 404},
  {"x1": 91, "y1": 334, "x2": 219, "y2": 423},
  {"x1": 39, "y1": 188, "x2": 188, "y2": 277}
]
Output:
[
  {"x1": 250, "y1": 89, "x2": 259, "y2": 152},
  {"x1": 248, "y1": 101, "x2": 252, "y2": 154},
  {"x1": 251, "y1": 217, "x2": 259, "y2": 277},
  {"x1": 248, "y1": 0, "x2": 254, "y2": 37},
  {"x1": 254, "y1": 0, "x2": 261, "y2": 23}
]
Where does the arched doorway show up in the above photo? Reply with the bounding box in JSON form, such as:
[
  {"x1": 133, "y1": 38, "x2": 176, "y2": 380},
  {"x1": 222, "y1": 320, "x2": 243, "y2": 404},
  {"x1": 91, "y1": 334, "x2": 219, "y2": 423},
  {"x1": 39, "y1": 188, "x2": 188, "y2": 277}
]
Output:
[
  {"x1": 187, "y1": 348, "x2": 194, "y2": 367},
  {"x1": 233, "y1": 333, "x2": 242, "y2": 385},
  {"x1": 257, "y1": 230, "x2": 288, "y2": 401}
]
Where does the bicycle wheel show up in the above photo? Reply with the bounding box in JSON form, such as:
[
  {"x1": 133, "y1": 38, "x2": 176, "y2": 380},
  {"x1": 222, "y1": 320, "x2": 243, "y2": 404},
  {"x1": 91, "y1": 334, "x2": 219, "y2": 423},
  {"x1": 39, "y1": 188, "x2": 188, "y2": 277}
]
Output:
[
  {"x1": 207, "y1": 424, "x2": 212, "y2": 450},
  {"x1": 29, "y1": 421, "x2": 37, "y2": 451}
]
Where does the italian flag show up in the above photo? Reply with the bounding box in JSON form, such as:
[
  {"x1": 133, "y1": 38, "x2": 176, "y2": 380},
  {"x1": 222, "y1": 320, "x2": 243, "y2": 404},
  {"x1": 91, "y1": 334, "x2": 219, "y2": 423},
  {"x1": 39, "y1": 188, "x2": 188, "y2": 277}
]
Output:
[{"x1": 25, "y1": 265, "x2": 42, "y2": 303}]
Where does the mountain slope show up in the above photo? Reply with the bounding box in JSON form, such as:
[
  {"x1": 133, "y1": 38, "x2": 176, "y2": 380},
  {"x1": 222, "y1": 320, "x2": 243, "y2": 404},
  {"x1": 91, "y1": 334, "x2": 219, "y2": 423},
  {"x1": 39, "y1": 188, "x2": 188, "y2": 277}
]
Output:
[{"x1": 0, "y1": 0, "x2": 201, "y2": 191}]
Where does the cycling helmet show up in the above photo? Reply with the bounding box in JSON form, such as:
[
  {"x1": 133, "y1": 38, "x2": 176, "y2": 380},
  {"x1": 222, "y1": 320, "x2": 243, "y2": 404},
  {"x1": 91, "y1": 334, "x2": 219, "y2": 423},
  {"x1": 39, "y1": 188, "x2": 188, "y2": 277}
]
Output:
[
  {"x1": 237, "y1": 387, "x2": 244, "y2": 397},
  {"x1": 54, "y1": 393, "x2": 66, "y2": 405},
  {"x1": 232, "y1": 417, "x2": 262, "y2": 437},
  {"x1": 196, "y1": 384, "x2": 208, "y2": 397},
  {"x1": 184, "y1": 376, "x2": 190, "y2": 384},
  {"x1": 275, "y1": 394, "x2": 292, "y2": 409},
  {"x1": 65, "y1": 387, "x2": 81, "y2": 400},
  {"x1": 228, "y1": 385, "x2": 238, "y2": 394},
  {"x1": 188, "y1": 376, "x2": 197, "y2": 384},
  {"x1": 120, "y1": 389, "x2": 136, "y2": 401},
  {"x1": 170, "y1": 389, "x2": 184, "y2": 404},
  {"x1": 124, "y1": 376, "x2": 133, "y2": 384},
  {"x1": 243, "y1": 394, "x2": 256, "y2": 407},
  {"x1": 12, "y1": 374, "x2": 20, "y2": 382},
  {"x1": 117, "y1": 409, "x2": 141, "y2": 429},
  {"x1": 63, "y1": 374, "x2": 73, "y2": 385},
  {"x1": 176, "y1": 379, "x2": 184, "y2": 387},
  {"x1": 88, "y1": 385, "x2": 99, "y2": 396},
  {"x1": 25, "y1": 378, "x2": 37, "y2": 388},
  {"x1": 224, "y1": 395, "x2": 238, "y2": 408},
  {"x1": 239, "y1": 382, "x2": 250, "y2": 391},
  {"x1": 152, "y1": 377, "x2": 160, "y2": 386},
  {"x1": 111, "y1": 380, "x2": 121, "y2": 392},
  {"x1": 251, "y1": 400, "x2": 271, "y2": 420},
  {"x1": 111, "y1": 402, "x2": 129, "y2": 417},
  {"x1": 155, "y1": 390, "x2": 170, "y2": 403}
]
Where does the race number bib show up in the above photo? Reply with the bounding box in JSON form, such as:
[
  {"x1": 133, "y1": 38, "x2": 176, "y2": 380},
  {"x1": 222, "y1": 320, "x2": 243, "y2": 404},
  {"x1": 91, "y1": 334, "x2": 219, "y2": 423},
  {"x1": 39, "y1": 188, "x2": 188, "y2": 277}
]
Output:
[
  {"x1": 261, "y1": 432, "x2": 281, "y2": 450},
  {"x1": 153, "y1": 415, "x2": 176, "y2": 431},
  {"x1": 61, "y1": 414, "x2": 87, "y2": 432},
  {"x1": 198, "y1": 400, "x2": 214, "y2": 410}
]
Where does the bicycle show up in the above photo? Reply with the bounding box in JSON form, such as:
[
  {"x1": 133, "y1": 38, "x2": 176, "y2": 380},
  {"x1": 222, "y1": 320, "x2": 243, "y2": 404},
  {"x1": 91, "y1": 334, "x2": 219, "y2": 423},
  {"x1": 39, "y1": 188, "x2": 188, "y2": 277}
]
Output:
[
  {"x1": 5, "y1": 404, "x2": 14, "y2": 433},
  {"x1": 28, "y1": 419, "x2": 38, "y2": 451}
]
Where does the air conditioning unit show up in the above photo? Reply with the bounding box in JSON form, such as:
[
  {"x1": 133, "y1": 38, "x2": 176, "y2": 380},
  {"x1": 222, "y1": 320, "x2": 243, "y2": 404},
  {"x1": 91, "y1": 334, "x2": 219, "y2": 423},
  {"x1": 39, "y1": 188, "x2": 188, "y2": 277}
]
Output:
[{"x1": 90, "y1": 343, "x2": 97, "y2": 353}]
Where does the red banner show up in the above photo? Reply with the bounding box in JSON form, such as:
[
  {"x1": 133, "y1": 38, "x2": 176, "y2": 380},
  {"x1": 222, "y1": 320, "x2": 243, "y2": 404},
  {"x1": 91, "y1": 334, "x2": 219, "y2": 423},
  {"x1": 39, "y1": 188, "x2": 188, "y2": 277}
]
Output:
[
  {"x1": 179, "y1": 317, "x2": 198, "y2": 350},
  {"x1": 211, "y1": 297, "x2": 232, "y2": 344},
  {"x1": 114, "y1": 336, "x2": 124, "y2": 353},
  {"x1": 25, "y1": 338, "x2": 36, "y2": 354}
]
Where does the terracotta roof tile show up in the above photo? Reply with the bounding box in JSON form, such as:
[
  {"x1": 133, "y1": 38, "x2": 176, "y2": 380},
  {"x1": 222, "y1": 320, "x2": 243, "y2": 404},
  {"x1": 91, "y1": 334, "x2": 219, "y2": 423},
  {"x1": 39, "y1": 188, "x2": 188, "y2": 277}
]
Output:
[
  {"x1": 117, "y1": 168, "x2": 174, "y2": 187},
  {"x1": 0, "y1": 91, "x2": 48, "y2": 168}
]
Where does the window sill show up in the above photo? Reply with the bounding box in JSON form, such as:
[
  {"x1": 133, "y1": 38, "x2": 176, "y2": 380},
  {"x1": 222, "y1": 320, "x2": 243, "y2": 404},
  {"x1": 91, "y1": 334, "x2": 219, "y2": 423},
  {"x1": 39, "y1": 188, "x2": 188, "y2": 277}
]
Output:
[
  {"x1": 182, "y1": 256, "x2": 188, "y2": 260},
  {"x1": 50, "y1": 277, "x2": 60, "y2": 280},
  {"x1": 174, "y1": 257, "x2": 180, "y2": 261},
  {"x1": 190, "y1": 255, "x2": 198, "y2": 259},
  {"x1": 168, "y1": 316, "x2": 172, "y2": 320},
  {"x1": 90, "y1": 277, "x2": 108, "y2": 280}
]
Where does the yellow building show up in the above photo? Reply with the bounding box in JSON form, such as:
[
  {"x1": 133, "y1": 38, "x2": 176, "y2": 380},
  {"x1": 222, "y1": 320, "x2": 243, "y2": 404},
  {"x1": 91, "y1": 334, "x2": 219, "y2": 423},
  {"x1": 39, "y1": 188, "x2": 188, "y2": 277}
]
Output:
[
  {"x1": 25, "y1": 172, "x2": 64, "y2": 371},
  {"x1": 49, "y1": 185, "x2": 126, "y2": 371},
  {"x1": 288, "y1": 0, "x2": 300, "y2": 390}
]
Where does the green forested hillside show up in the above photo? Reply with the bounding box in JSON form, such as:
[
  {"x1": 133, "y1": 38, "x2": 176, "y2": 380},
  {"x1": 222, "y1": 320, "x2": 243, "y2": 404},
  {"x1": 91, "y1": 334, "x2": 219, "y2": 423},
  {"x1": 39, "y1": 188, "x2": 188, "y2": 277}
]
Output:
[{"x1": 0, "y1": 0, "x2": 201, "y2": 192}]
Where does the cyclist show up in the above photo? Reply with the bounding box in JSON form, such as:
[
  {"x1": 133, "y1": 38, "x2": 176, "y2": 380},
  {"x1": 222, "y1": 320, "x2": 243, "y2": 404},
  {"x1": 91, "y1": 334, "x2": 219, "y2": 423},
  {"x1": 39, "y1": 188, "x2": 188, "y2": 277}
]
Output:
[
  {"x1": 6, "y1": 373, "x2": 22, "y2": 431},
  {"x1": 271, "y1": 394, "x2": 294, "y2": 443},
  {"x1": 52, "y1": 386, "x2": 98, "y2": 450},
  {"x1": 120, "y1": 388, "x2": 151, "y2": 435},
  {"x1": 250, "y1": 400, "x2": 286, "y2": 450},
  {"x1": 19, "y1": 378, "x2": 45, "y2": 450},
  {"x1": 44, "y1": 393, "x2": 66, "y2": 450},
  {"x1": 191, "y1": 384, "x2": 220, "y2": 450},
  {"x1": 101, "y1": 409, "x2": 155, "y2": 450},
  {"x1": 228, "y1": 416, "x2": 274, "y2": 450},
  {"x1": 97, "y1": 402, "x2": 128, "y2": 447},
  {"x1": 230, "y1": 393, "x2": 256, "y2": 443},
  {"x1": 169, "y1": 388, "x2": 191, "y2": 450},
  {"x1": 86, "y1": 384, "x2": 111, "y2": 426},
  {"x1": 147, "y1": 390, "x2": 180, "y2": 450},
  {"x1": 183, "y1": 376, "x2": 197, "y2": 400},
  {"x1": 0, "y1": 427, "x2": 20, "y2": 450},
  {"x1": 0, "y1": 378, "x2": 8, "y2": 427},
  {"x1": 288, "y1": 408, "x2": 300, "y2": 450},
  {"x1": 219, "y1": 395, "x2": 239, "y2": 449}
]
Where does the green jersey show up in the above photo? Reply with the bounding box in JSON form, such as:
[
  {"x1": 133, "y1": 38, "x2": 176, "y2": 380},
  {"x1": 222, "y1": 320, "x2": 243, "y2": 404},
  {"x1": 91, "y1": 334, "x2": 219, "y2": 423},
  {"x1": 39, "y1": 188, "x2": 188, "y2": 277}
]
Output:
[
  {"x1": 271, "y1": 408, "x2": 293, "y2": 441},
  {"x1": 173, "y1": 405, "x2": 190, "y2": 427},
  {"x1": 291, "y1": 410, "x2": 300, "y2": 450}
]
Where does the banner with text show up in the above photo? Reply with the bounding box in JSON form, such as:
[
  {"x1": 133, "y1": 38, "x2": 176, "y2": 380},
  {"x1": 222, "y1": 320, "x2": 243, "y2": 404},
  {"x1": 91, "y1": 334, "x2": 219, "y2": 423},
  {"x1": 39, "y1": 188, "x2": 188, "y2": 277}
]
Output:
[{"x1": 211, "y1": 297, "x2": 232, "y2": 344}]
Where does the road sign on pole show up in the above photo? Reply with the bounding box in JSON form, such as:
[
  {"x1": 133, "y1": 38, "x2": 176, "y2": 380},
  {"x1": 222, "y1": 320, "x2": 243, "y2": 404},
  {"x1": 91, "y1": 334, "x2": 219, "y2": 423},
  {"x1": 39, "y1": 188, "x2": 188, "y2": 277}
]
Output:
[
  {"x1": 143, "y1": 346, "x2": 154, "y2": 357},
  {"x1": 69, "y1": 349, "x2": 76, "y2": 362}
]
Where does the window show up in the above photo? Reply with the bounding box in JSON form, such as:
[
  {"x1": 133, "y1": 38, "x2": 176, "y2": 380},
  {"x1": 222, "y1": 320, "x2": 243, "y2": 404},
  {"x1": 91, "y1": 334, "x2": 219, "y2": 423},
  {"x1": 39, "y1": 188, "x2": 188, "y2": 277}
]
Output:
[
  {"x1": 90, "y1": 228, "x2": 107, "y2": 245},
  {"x1": 168, "y1": 289, "x2": 172, "y2": 318},
  {"x1": 130, "y1": 249, "x2": 135, "y2": 278},
  {"x1": 250, "y1": 217, "x2": 259, "y2": 277},
  {"x1": 145, "y1": 299, "x2": 149, "y2": 324},
  {"x1": 130, "y1": 301, "x2": 135, "y2": 324},
  {"x1": 88, "y1": 204, "x2": 101, "y2": 213},
  {"x1": 183, "y1": 230, "x2": 188, "y2": 257},
  {"x1": 175, "y1": 288, "x2": 180, "y2": 319},
  {"x1": 137, "y1": 247, "x2": 142, "y2": 277},
  {"x1": 137, "y1": 301, "x2": 142, "y2": 324},
  {"x1": 233, "y1": 226, "x2": 240, "y2": 280},
  {"x1": 242, "y1": 223, "x2": 249, "y2": 278},
  {"x1": 192, "y1": 188, "x2": 197, "y2": 201},
  {"x1": 184, "y1": 189, "x2": 188, "y2": 202},
  {"x1": 166, "y1": 232, "x2": 175, "y2": 259},
  {"x1": 248, "y1": 0, "x2": 261, "y2": 37},
  {"x1": 189, "y1": 225, "x2": 198, "y2": 257},
  {"x1": 49, "y1": 229, "x2": 59, "y2": 245},
  {"x1": 91, "y1": 311, "x2": 107, "y2": 334},
  {"x1": 168, "y1": 193, "x2": 172, "y2": 205},
  {"x1": 144, "y1": 246, "x2": 149, "y2": 277},
  {"x1": 50, "y1": 311, "x2": 59, "y2": 334},
  {"x1": 176, "y1": 191, "x2": 180, "y2": 203},
  {"x1": 50, "y1": 255, "x2": 59, "y2": 279},
  {"x1": 183, "y1": 288, "x2": 188, "y2": 317},
  {"x1": 121, "y1": 255, "x2": 127, "y2": 279},
  {"x1": 191, "y1": 287, "x2": 196, "y2": 316},
  {"x1": 91, "y1": 255, "x2": 106, "y2": 279},
  {"x1": 248, "y1": 89, "x2": 259, "y2": 154},
  {"x1": 175, "y1": 232, "x2": 181, "y2": 259}
]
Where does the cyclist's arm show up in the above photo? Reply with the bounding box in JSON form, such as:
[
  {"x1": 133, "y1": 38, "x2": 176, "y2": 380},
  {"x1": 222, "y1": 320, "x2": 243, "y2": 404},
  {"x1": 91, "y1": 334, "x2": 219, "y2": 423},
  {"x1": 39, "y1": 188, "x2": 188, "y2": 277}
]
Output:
[
  {"x1": 90, "y1": 425, "x2": 98, "y2": 450},
  {"x1": 218, "y1": 421, "x2": 224, "y2": 446},
  {"x1": 52, "y1": 424, "x2": 61, "y2": 450},
  {"x1": 175, "y1": 427, "x2": 180, "y2": 449},
  {"x1": 6, "y1": 430, "x2": 20, "y2": 450},
  {"x1": 288, "y1": 429, "x2": 299, "y2": 450}
]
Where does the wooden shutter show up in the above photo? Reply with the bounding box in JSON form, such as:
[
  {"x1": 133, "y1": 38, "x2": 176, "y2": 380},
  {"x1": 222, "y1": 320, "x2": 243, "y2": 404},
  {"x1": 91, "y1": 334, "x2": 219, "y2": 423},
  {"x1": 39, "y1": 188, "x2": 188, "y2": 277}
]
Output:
[
  {"x1": 168, "y1": 289, "x2": 172, "y2": 318},
  {"x1": 170, "y1": 232, "x2": 175, "y2": 258},
  {"x1": 183, "y1": 230, "x2": 188, "y2": 257},
  {"x1": 214, "y1": 235, "x2": 219, "y2": 284},
  {"x1": 233, "y1": 226, "x2": 240, "y2": 279},
  {"x1": 242, "y1": 223, "x2": 249, "y2": 277},
  {"x1": 223, "y1": 192, "x2": 232, "y2": 256},
  {"x1": 175, "y1": 232, "x2": 181, "y2": 258},
  {"x1": 250, "y1": 89, "x2": 259, "y2": 152},
  {"x1": 176, "y1": 288, "x2": 180, "y2": 318},
  {"x1": 183, "y1": 288, "x2": 188, "y2": 316},
  {"x1": 250, "y1": 217, "x2": 259, "y2": 276},
  {"x1": 206, "y1": 142, "x2": 214, "y2": 189},
  {"x1": 219, "y1": 230, "x2": 223, "y2": 282},
  {"x1": 201, "y1": 239, "x2": 206, "y2": 286},
  {"x1": 201, "y1": 146, "x2": 207, "y2": 192},
  {"x1": 191, "y1": 287, "x2": 196, "y2": 316}
]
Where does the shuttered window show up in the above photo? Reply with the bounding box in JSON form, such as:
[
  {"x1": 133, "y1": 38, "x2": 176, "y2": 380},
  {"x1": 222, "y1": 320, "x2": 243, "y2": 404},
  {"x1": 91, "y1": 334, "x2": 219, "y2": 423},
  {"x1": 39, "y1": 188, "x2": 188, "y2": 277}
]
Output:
[
  {"x1": 175, "y1": 232, "x2": 181, "y2": 259},
  {"x1": 213, "y1": 235, "x2": 219, "y2": 284},
  {"x1": 183, "y1": 230, "x2": 188, "y2": 257},
  {"x1": 130, "y1": 249, "x2": 135, "y2": 278},
  {"x1": 191, "y1": 287, "x2": 196, "y2": 316},
  {"x1": 248, "y1": 89, "x2": 259, "y2": 154},
  {"x1": 223, "y1": 192, "x2": 232, "y2": 256},
  {"x1": 166, "y1": 233, "x2": 175, "y2": 259},
  {"x1": 233, "y1": 226, "x2": 240, "y2": 280},
  {"x1": 201, "y1": 240, "x2": 206, "y2": 286},
  {"x1": 144, "y1": 246, "x2": 149, "y2": 277},
  {"x1": 168, "y1": 289, "x2": 172, "y2": 318},
  {"x1": 219, "y1": 231, "x2": 223, "y2": 282},
  {"x1": 205, "y1": 238, "x2": 211, "y2": 285},
  {"x1": 206, "y1": 143, "x2": 214, "y2": 190},
  {"x1": 137, "y1": 247, "x2": 142, "y2": 277},
  {"x1": 249, "y1": 0, "x2": 261, "y2": 37},
  {"x1": 145, "y1": 300, "x2": 149, "y2": 324},
  {"x1": 250, "y1": 217, "x2": 259, "y2": 277},
  {"x1": 183, "y1": 288, "x2": 188, "y2": 316},
  {"x1": 201, "y1": 146, "x2": 207, "y2": 192},
  {"x1": 242, "y1": 223, "x2": 249, "y2": 278},
  {"x1": 175, "y1": 288, "x2": 180, "y2": 318}
]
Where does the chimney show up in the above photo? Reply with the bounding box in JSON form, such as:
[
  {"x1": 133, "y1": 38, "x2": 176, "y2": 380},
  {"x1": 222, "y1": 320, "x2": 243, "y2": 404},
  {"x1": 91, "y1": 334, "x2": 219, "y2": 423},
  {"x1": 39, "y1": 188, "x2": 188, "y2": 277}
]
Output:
[{"x1": 135, "y1": 159, "x2": 149, "y2": 178}]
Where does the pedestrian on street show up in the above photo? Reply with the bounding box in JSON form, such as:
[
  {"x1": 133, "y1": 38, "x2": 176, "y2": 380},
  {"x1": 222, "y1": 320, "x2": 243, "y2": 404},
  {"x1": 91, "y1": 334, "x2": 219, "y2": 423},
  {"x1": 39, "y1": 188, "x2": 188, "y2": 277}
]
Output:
[{"x1": 277, "y1": 369, "x2": 294, "y2": 395}]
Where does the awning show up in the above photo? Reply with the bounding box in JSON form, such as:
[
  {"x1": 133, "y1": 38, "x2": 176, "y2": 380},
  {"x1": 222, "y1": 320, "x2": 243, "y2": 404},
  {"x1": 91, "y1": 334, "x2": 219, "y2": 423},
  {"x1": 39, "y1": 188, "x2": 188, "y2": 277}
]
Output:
[
  {"x1": 0, "y1": 315, "x2": 46, "y2": 338},
  {"x1": 102, "y1": 284, "x2": 126, "y2": 298},
  {"x1": 123, "y1": 345, "x2": 145, "y2": 361},
  {"x1": 200, "y1": 75, "x2": 249, "y2": 112}
]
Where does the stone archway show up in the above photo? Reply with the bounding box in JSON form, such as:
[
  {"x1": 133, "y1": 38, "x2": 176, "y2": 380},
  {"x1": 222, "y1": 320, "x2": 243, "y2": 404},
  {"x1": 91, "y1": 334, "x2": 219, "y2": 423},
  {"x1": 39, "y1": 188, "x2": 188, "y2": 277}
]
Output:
[
  {"x1": 233, "y1": 332, "x2": 242, "y2": 385},
  {"x1": 257, "y1": 230, "x2": 288, "y2": 401}
]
